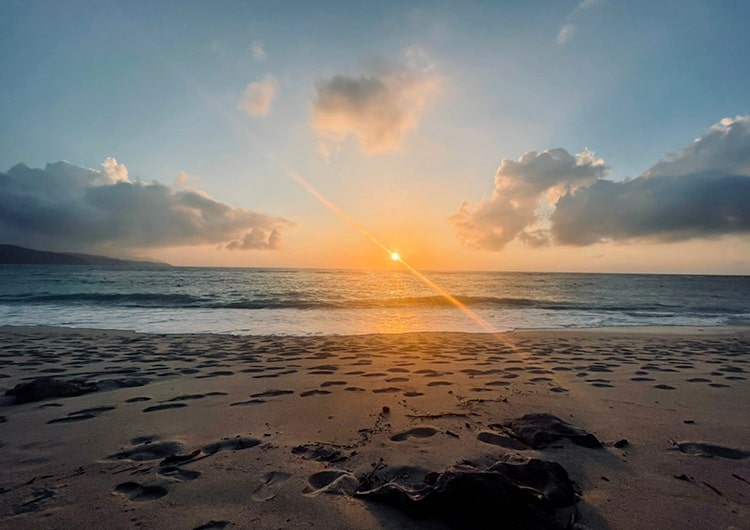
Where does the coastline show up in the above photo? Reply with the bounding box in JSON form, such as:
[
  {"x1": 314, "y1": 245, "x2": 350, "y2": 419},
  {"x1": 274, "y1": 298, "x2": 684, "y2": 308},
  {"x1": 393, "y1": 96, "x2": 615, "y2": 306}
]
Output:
[
  {"x1": 0, "y1": 326, "x2": 748, "y2": 529},
  {"x1": 4, "y1": 323, "x2": 750, "y2": 337}
]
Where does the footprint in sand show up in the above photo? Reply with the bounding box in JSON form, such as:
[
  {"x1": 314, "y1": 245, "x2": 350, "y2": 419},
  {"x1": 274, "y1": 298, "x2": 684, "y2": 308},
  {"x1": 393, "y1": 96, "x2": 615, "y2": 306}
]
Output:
[
  {"x1": 230, "y1": 398, "x2": 267, "y2": 406},
  {"x1": 372, "y1": 387, "x2": 402, "y2": 393},
  {"x1": 47, "y1": 405, "x2": 117, "y2": 424},
  {"x1": 203, "y1": 436, "x2": 260, "y2": 455},
  {"x1": 300, "y1": 389, "x2": 332, "y2": 397},
  {"x1": 125, "y1": 396, "x2": 151, "y2": 403},
  {"x1": 485, "y1": 380, "x2": 511, "y2": 387},
  {"x1": 673, "y1": 441, "x2": 750, "y2": 460},
  {"x1": 251, "y1": 471, "x2": 291, "y2": 501},
  {"x1": 654, "y1": 384, "x2": 676, "y2": 390},
  {"x1": 345, "y1": 387, "x2": 365, "y2": 392},
  {"x1": 303, "y1": 470, "x2": 359, "y2": 497},
  {"x1": 12, "y1": 488, "x2": 56, "y2": 514},
  {"x1": 250, "y1": 389, "x2": 295, "y2": 398},
  {"x1": 320, "y1": 381, "x2": 347, "y2": 388},
  {"x1": 390, "y1": 427, "x2": 438, "y2": 442},
  {"x1": 167, "y1": 392, "x2": 228, "y2": 402},
  {"x1": 143, "y1": 403, "x2": 187, "y2": 413},
  {"x1": 158, "y1": 466, "x2": 201, "y2": 481},
  {"x1": 254, "y1": 370, "x2": 297, "y2": 379},
  {"x1": 109, "y1": 440, "x2": 185, "y2": 461},
  {"x1": 196, "y1": 370, "x2": 234, "y2": 379},
  {"x1": 403, "y1": 391, "x2": 424, "y2": 397},
  {"x1": 114, "y1": 482, "x2": 168, "y2": 502},
  {"x1": 427, "y1": 381, "x2": 453, "y2": 387},
  {"x1": 193, "y1": 522, "x2": 230, "y2": 530}
]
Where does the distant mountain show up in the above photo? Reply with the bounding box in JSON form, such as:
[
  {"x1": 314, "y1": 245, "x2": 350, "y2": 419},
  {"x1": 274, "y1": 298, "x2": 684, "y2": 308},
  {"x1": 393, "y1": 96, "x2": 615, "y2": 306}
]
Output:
[{"x1": 0, "y1": 244, "x2": 171, "y2": 267}]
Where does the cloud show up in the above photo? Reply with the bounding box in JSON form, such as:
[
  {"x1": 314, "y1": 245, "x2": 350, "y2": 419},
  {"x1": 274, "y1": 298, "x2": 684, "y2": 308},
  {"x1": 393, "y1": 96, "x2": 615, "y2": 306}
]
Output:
[
  {"x1": 310, "y1": 58, "x2": 440, "y2": 155},
  {"x1": 557, "y1": 0, "x2": 602, "y2": 45},
  {"x1": 452, "y1": 116, "x2": 750, "y2": 250},
  {"x1": 101, "y1": 157, "x2": 129, "y2": 183},
  {"x1": 238, "y1": 75, "x2": 277, "y2": 116},
  {"x1": 645, "y1": 116, "x2": 750, "y2": 178},
  {"x1": 451, "y1": 148, "x2": 606, "y2": 250},
  {"x1": 225, "y1": 227, "x2": 281, "y2": 250},
  {"x1": 575, "y1": 0, "x2": 602, "y2": 12},
  {"x1": 251, "y1": 40, "x2": 266, "y2": 61},
  {"x1": 0, "y1": 159, "x2": 292, "y2": 253},
  {"x1": 552, "y1": 116, "x2": 750, "y2": 245},
  {"x1": 556, "y1": 24, "x2": 575, "y2": 45}
]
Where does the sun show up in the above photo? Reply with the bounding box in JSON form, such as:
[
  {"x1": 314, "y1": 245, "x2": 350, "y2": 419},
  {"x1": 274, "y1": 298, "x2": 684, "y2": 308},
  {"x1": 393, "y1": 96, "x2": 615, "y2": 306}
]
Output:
[{"x1": 390, "y1": 252, "x2": 400, "y2": 261}]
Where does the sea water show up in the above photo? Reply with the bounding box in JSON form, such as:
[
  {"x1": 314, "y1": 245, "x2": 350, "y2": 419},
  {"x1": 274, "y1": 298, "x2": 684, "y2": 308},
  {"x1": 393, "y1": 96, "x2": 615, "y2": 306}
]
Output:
[{"x1": 1, "y1": 266, "x2": 749, "y2": 335}]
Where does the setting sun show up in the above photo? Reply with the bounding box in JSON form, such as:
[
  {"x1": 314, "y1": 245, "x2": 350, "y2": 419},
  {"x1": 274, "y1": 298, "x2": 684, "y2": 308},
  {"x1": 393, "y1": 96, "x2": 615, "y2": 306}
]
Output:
[{"x1": 391, "y1": 252, "x2": 400, "y2": 261}]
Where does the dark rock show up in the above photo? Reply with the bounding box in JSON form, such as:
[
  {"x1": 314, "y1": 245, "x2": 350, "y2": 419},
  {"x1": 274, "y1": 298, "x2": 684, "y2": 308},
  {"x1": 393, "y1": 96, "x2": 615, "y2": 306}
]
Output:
[
  {"x1": 500, "y1": 413, "x2": 603, "y2": 449},
  {"x1": 355, "y1": 456, "x2": 578, "y2": 529},
  {"x1": 5, "y1": 378, "x2": 98, "y2": 404},
  {"x1": 613, "y1": 439, "x2": 629, "y2": 448}
]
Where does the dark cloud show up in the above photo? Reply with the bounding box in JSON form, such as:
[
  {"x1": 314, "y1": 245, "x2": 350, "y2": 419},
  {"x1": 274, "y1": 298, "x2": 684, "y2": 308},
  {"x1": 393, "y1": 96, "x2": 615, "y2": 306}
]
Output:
[
  {"x1": 552, "y1": 172, "x2": 750, "y2": 244},
  {"x1": 452, "y1": 116, "x2": 750, "y2": 249},
  {"x1": 310, "y1": 58, "x2": 440, "y2": 156},
  {"x1": 0, "y1": 160, "x2": 292, "y2": 253}
]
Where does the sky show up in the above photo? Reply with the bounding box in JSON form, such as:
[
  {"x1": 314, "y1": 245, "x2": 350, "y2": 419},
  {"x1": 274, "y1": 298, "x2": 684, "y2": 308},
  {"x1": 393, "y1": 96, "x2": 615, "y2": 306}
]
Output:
[{"x1": 1, "y1": 0, "x2": 749, "y2": 274}]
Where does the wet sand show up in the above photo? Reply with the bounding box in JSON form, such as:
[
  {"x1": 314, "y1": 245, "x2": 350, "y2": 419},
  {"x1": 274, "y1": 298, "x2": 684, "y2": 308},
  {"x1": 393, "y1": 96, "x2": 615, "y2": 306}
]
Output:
[{"x1": 0, "y1": 326, "x2": 748, "y2": 529}]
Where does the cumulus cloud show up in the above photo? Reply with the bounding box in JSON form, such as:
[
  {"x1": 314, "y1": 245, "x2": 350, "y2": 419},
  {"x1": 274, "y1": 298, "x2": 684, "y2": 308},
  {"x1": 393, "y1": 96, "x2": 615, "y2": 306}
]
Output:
[
  {"x1": 452, "y1": 116, "x2": 750, "y2": 250},
  {"x1": 451, "y1": 148, "x2": 607, "y2": 250},
  {"x1": 238, "y1": 75, "x2": 277, "y2": 116},
  {"x1": 0, "y1": 159, "x2": 292, "y2": 253},
  {"x1": 310, "y1": 58, "x2": 440, "y2": 155},
  {"x1": 101, "y1": 157, "x2": 129, "y2": 183}
]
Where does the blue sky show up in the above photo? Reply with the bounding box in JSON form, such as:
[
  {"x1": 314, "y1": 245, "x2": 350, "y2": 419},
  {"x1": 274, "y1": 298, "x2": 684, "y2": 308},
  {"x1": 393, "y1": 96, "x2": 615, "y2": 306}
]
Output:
[{"x1": 1, "y1": 1, "x2": 749, "y2": 272}]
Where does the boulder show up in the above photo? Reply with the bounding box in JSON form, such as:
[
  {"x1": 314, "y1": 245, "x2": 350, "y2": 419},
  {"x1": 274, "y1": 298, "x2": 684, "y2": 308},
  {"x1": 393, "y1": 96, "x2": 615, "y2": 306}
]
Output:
[{"x1": 5, "y1": 378, "x2": 98, "y2": 404}]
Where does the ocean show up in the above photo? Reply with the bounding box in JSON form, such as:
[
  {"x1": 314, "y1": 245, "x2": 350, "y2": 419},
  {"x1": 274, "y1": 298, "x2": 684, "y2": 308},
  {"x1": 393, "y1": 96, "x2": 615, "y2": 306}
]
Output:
[{"x1": 1, "y1": 266, "x2": 749, "y2": 335}]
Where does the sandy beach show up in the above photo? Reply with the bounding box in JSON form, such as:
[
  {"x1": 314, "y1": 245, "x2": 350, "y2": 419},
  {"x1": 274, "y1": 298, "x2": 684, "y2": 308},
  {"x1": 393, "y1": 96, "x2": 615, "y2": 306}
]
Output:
[{"x1": 0, "y1": 326, "x2": 748, "y2": 529}]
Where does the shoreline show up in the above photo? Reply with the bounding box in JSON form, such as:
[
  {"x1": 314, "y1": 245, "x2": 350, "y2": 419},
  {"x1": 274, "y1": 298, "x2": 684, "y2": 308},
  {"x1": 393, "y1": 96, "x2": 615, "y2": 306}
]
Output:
[
  {"x1": 3, "y1": 323, "x2": 750, "y2": 338},
  {"x1": 1, "y1": 325, "x2": 748, "y2": 529}
]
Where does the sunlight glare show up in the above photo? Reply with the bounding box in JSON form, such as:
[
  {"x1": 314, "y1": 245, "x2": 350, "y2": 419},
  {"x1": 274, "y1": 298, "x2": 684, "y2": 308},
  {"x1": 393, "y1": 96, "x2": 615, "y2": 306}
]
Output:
[{"x1": 391, "y1": 252, "x2": 400, "y2": 261}]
